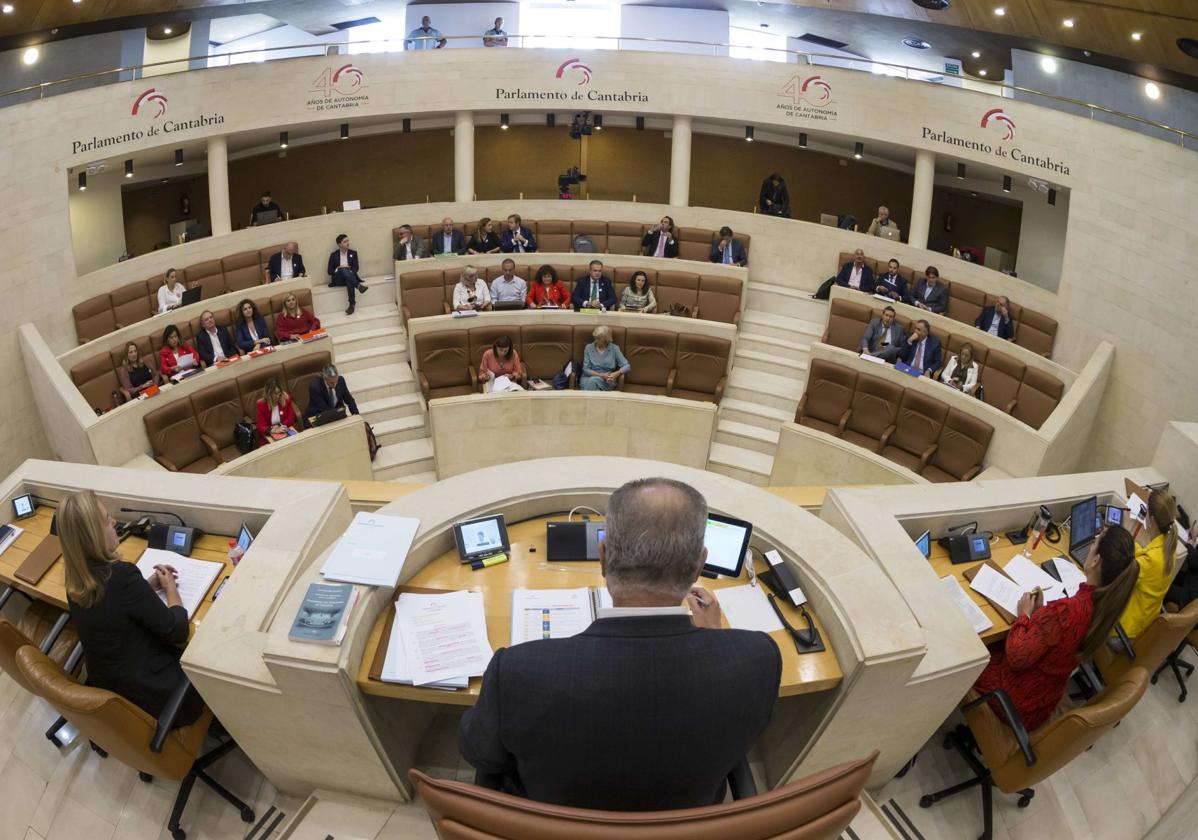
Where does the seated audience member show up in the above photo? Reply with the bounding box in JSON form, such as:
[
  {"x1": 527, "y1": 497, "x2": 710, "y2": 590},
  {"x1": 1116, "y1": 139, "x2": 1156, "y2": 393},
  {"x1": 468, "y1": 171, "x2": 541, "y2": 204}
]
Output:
[
  {"x1": 306, "y1": 364, "x2": 358, "y2": 422},
  {"x1": 759, "y1": 173, "x2": 791, "y2": 217},
  {"x1": 432, "y1": 217, "x2": 467, "y2": 256},
  {"x1": 327, "y1": 234, "x2": 368, "y2": 316},
  {"x1": 256, "y1": 377, "x2": 298, "y2": 444},
  {"x1": 61, "y1": 491, "x2": 203, "y2": 727},
  {"x1": 875, "y1": 259, "x2": 910, "y2": 303},
  {"x1": 195, "y1": 310, "x2": 238, "y2": 367},
  {"x1": 250, "y1": 191, "x2": 283, "y2": 226},
  {"x1": 1119, "y1": 490, "x2": 1181, "y2": 639},
  {"x1": 460, "y1": 477, "x2": 781, "y2": 809},
  {"x1": 976, "y1": 295, "x2": 1015, "y2": 340},
  {"x1": 972, "y1": 526, "x2": 1137, "y2": 732},
  {"x1": 116, "y1": 342, "x2": 163, "y2": 400},
  {"x1": 1165, "y1": 528, "x2": 1198, "y2": 610},
  {"x1": 483, "y1": 17, "x2": 508, "y2": 47},
  {"x1": 275, "y1": 293, "x2": 321, "y2": 342},
  {"x1": 571, "y1": 260, "x2": 618, "y2": 311},
  {"x1": 490, "y1": 259, "x2": 527, "y2": 304},
  {"x1": 234, "y1": 299, "x2": 273, "y2": 354},
  {"x1": 467, "y1": 218, "x2": 503, "y2": 255},
  {"x1": 526, "y1": 264, "x2": 569, "y2": 308},
  {"x1": 501, "y1": 214, "x2": 537, "y2": 253},
  {"x1": 911, "y1": 266, "x2": 948, "y2": 314},
  {"x1": 641, "y1": 216, "x2": 679, "y2": 258},
  {"x1": 453, "y1": 266, "x2": 492, "y2": 312},
  {"x1": 479, "y1": 335, "x2": 524, "y2": 389},
  {"x1": 580, "y1": 326, "x2": 629, "y2": 391},
  {"x1": 898, "y1": 319, "x2": 941, "y2": 376},
  {"x1": 157, "y1": 325, "x2": 198, "y2": 378},
  {"x1": 268, "y1": 242, "x2": 306, "y2": 282},
  {"x1": 940, "y1": 342, "x2": 981, "y2": 396},
  {"x1": 709, "y1": 226, "x2": 747, "y2": 267},
  {"x1": 859, "y1": 305, "x2": 904, "y2": 362},
  {"x1": 157, "y1": 268, "x2": 186, "y2": 314},
  {"x1": 867, "y1": 205, "x2": 897, "y2": 237},
  {"x1": 836, "y1": 249, "x2": 874, "y2": 292},
  {"x1": 393, "y1": 224, "x2": 428, "y2": 261},
  {"x1": 620, "y1": 271, "x2": 657, "y2": 313}
]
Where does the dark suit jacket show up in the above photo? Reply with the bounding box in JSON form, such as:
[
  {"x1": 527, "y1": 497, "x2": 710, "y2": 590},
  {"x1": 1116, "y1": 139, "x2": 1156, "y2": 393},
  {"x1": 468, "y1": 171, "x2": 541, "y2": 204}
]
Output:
[
  {"x1": 911, "y1": 278, "x2": 948, "y2": 314},
  {"x1": 431, "y1": 230, "x2": 467, "y2": 256},
  {"x1": 570, "y1": 276, "x2": 617, "y2": 311},
  {"x1": 267, "y1": 251, "x2": 306, "y2": 282},
  {"x1": 327, "y1": 248, "x2": 361, "y2": 279},
  {"x1": 459, "y1": 615, "x2": 781, "y2": 810},
  {"x1": 835, "y1": 261, "x2": 874, "y2": 291},
  {"x1": 874, "y1": 272, "x2": 910, "y2": 304},
  {"x1": 899, "y1": 334, "x2": 942, "y2": 374},
  {"x1": 393, "y1": 235, "x2": 429, "y2": 261},
  {"x1": 307, "y1": 376, "x2": 359, "y2": 418},
  {"x1": 975, "y1": 306, "x2": 1015, "y2": 340},
  {"x1": 234, "y1": 315, "x2": 272, "y2": 354},
  {"x1": 709, "y1": 240, "x2": 747, "y2": 266},
  {"x1": 641, "y1": 231, "x2": 678, "y2": 258},
  {"x1": 501, "y1": 226, "x2": 538, "y2": 253},
  {"x1": 194, "y1": 326, "x2": 238, "y2": 367},
  {"x1": 68, "y1": 561, "x2": 199, "y2": 722}
]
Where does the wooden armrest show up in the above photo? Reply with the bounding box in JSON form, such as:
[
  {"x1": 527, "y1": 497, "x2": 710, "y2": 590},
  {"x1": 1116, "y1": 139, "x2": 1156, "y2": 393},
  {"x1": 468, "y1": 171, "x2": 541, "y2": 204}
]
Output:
[
  {"x1": 919, "y1": 443, "x2": 937, "y2": 468},
  {"x1": 154, "y1": 455, "x2": 180, "y2": 472},
  {"x1": 418, "y1": 372, "x2": 431, "y2": 401},
  {"x1": 731, "y1": 311, "x2": 741, "y2": 327},
  {"x1": 199, "y1": 434, "x2": 221, "y2": 461},
  {"x1": 442, "y1": 302, "x2": 452, "y2": 315},
  {"x1": 1005, "y1": 399, "x2": 1018, "y2": 414},
  {"x1": 665, "y1": 369, "x2": 677, "y2": 393},
  {"x1": 961, "y1": 465, "x2": 982, "y2": 481},
  {"x1": 400, "y1": 304, "x2": 412, "y2": 327},
  {"x1": 713, "y1": 376, "x2": 727, "y2": 404},
  {"x1": 690, "y1": 306, "x2": 699, "y2": 319},
  {"x1": 837, "y1": 409, "x2": 851, "y2": 434},
  {"x1": 878, "y1": 425, "x2": 896, "y2": 450},
  {"x1": 795, "y1": 394, "x2": 807, "y2": 423}
]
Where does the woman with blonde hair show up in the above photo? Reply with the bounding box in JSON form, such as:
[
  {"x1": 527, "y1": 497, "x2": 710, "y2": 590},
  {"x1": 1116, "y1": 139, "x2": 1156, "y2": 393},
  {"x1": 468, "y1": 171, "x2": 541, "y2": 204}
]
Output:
[
  {"x1": 256, "y1": 377, "x2": 298, "y2": 444},
  {"x1": 1118, "y1": 489, "x2": 1181, "y2": 638},
  {"x1": 61, "y1": 490, "x2": 202, "y2": 725},
  {"x1": 466, "y1": 217, "x2": 502, "y2": 255},
  {"x1": 580, "y1": 325, "x2": 630, "y2": 391}
]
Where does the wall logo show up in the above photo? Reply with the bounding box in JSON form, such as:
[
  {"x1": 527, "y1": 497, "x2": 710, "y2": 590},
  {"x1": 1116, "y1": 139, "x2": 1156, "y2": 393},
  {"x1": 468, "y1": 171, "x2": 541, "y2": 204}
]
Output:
[
  {"x1": 555, "y1": 58, "x2": 593, "y2": 86},
  {"x1": 980, "y1": 108, "x2": 1016, "y2": 141},
  {"x1": 776, "y1": 74, "x2": 838, "y2": 122},
  {"x1": 332, "y1": 63, "x2": 365, "y2": 89},
  {"x1": 131, "y1": 88, "x2": 168, "y2": 119},
  {"x1": 308, "y1": 64, "x2": 369, "y2": 111}
]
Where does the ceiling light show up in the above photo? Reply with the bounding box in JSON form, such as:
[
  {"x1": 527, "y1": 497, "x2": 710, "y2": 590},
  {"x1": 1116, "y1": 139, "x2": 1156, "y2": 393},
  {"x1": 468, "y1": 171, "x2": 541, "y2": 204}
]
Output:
[
  {"x1": 163, "y1": 26, "x2": 172, "y2": 34},
  {"x1": 1144, "y1": 82, "x2": 1161, "y2": 100},
  {"x1": 1063, "y1": 19, "x2": 1074, "y2": 28},
  {"x1": 910, "y1": 0, "x2": 951, "y2": 10},
  {"x1": 1002, "y1": 175, "x2": 1012, "y2": 193},
  {"x1": 854, "y1": 142, "x2": 864, "y2": 159},
  {"x1": 279, "y1": 131, "x2": 288, "y2": 148},
  {"x1": 21, "y1": 47, "x2": 38, "y2": 65},
  {"x1": 745, "y1": 125, "x2": 754, "y2": 142},
  {"x1": 340, "y1": 123, "x2": 349, "y2": 139},
  {"x1": 73, "y1": 0, "x2": 81, "y2": 4},
  {"x1": 593, "y1": 114, "x2": 603, "y2": 130},
  {"x1": 971, "y1": 51, "x2": 981, "y2": 58},
  {"x1": 1131, "y1": 32, "x2": 1142, "y2": 42},
  {"x1": 77, "y1": 172, "x2": 86, "y2": 191},
  {"x1": 798, "y1": 132, "x2": 808, "y2": 149},
  {"x1": 759, "y1": 23, "x2": 768, "y2": 28},
  {"x1": 500, "y1": 113, "x2": 510, "y2": 130},
  {"x1": 124, "y1": 159, "x2": 134, "y2": 178},
  {"x1": 902, "y1": 38, "x2": 931, "y2": 50},
  {"x1": 174, "y1": 148, "x2": 183, "y2": 166},
  {"x1": 1047, "y1": 189, "x2": 1057, "y2": 206},
  {"x1": 978, "y1": 69, "x2": 988, "y2": 76},
  {"x1": 957, "y1": 163, "x2": 966, "y2": 179},
  {"x1": 1, "y1": 5, "x2": 13, "y2": 13},
  {"x1": 1180, "y1": 38, "x2": 1198, "y2": 60},
  {"x1": 1040, "y1": 56, "x2": 1058, "y2": 73},
  {"x1": 994, "y1": 7, "x2": 1005, "y2": 17}
]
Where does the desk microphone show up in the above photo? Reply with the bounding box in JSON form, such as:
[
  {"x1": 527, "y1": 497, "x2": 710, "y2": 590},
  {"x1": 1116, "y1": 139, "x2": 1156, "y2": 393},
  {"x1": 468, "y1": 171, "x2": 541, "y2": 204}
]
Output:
[
  {"x1": 120, "y1": 507, "x2": 186, "y2": 527},
  {"x1": 119, "y1": 508, "x2": 195, "y2": 553}
]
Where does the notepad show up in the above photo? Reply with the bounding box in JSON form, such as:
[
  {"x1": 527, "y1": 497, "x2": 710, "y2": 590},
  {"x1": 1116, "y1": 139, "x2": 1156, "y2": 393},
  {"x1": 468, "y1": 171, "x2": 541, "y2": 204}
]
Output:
[
  {"x1": 135, "y1": 548, "x2": 223, "y2": 618},
  {"x1": 939, "y1": 575, "x2": 993, "y2": 635},
  {"x1": 717, "y1": 584, "x2": 784, "y2": 633},
  {"x1": 321, "y1": 512, "x2": 419, "y2": 588},
  {"x1": 1003, "y1": 555, "x2": 1066, "y2": 602},
  {"x1": 1049, "y1": 556, "x2": 1089, "y2": 597},
  {"x1": 394, "y1": 591, "x2": 492, "y2": 686},
  {"x1": 968, "y1": 563, "x2": 1023, "y2": 617}
]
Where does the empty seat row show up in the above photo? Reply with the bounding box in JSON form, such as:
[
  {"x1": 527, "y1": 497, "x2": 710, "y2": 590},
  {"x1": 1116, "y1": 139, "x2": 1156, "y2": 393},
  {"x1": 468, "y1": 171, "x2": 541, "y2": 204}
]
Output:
[
  {"x1": 69, "y1": 288, "x2": 313, "y2": 415},
  {"x1": 834, "y1": 250, "x2": 1058, "y2": 357},
  {"x1": 797, "y1": 358, "x2": 995, "y2": 483},
  {"x1": 72, "y1": 243, "x2": 290, "y2": 344},
  {"x1": 415, "y1": 325, "x2": 731, "y2": 405},
  {"x1": 142, "y1": 352, "x2": 330, "y2": 473},
  {"x1": 822, "y1": 298, "x2": 1064, "y2": 430},
  {"x1": 400, "y1": 263, "x2": 743, "y2": 327},
  {"x1": 397, "y1": 221, "x2": 750, "y2": 262}
]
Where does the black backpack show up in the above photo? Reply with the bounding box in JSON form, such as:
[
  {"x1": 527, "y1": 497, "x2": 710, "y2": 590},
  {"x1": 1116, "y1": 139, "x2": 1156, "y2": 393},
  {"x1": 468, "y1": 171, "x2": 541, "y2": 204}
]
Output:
[{"x1": 233, "y1": 421, "x2": 257, "y2": 455}]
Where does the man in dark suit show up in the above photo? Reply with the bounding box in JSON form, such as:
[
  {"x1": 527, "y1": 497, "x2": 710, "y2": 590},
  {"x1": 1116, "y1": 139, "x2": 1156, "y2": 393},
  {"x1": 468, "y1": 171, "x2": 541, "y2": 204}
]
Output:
[
  {"x1": 431, "y1": 217, "x2": 467, "y2": 256},
  {"x1": 306, "y1": 363, "x2": 359, "y2": 422},
  {"x1": 975, "y1": 295, "x2": 1015, "y2": 340},
  {"x1": 709, "y1": 226, "x2": 747, "y2": 267},
  {"x1": 835, "y1": 249, "x2": 874, "y2": 292},
  {"x1": 393, "y1": 224, "x2": 428, "y2": 261},
  {"x1": 194, "y1": 310, "x2": 238, "y2": 367},
  {"x1": 267, "y1": 242, "x2": 306, "y2": 282},
  {"x1": 459, "y1": 477, "x2": 781, "y2": 810},
  {"x1": 860, "y1": 305, "x2": 905, "y2": 362},
  {"x1": 570, "y1": 260, "x2": 618, "y2": 311},
  {"x1": 899, "y1": 319, "x2": 942, "y2": 376},
  {"x1": 911, "y1": 266, "x2": 948, "y2": 314},
  {"x1": 501, "y1": 214, "x2": 537, "y2": 253},
  {"x1": 327, "y1": 234, "x2": 368, "y2": 315},
  {"x1": 874, "y1": 258, "x2": 910, "y2": 304}
]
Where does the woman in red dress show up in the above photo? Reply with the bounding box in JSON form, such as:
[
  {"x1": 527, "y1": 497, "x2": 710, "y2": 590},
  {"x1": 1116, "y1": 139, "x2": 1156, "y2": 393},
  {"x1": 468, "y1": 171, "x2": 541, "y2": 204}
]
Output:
[
  {"x1": 972, "y1": 526, "x2": 1139, "y2": 730},
  {"x1": 275, "y1": 292, "x2": 321, "y2": 342},
  {"x1": 255, "y1": 377, "x2": 298, "y2": 445},
  {"x1": 525, "y1": 265, "x2": 570, "y2": 309}
]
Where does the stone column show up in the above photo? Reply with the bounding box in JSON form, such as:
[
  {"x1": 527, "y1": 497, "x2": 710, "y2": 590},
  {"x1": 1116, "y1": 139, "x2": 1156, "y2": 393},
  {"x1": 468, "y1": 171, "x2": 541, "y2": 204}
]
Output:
[
  {"x1": 207, "y1": 135, "x2": 231, "y2": 236},
  {"x1": 454, "y1": 111, "x2": 475, "y2": 202},
  {"x1": 669, "y1": 115, "x2": 692, "y2": 207},
  {"x1": 908, "y1": 149, "x2": 935, "y2": 250}
]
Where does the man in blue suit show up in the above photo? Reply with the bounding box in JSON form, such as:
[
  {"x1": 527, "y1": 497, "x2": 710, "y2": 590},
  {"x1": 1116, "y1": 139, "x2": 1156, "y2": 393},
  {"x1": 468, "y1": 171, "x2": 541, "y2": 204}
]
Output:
[
  {"x1": 709, "y1": 226, "x2": 747, "y2": 267},
  {"x1": 571, "y1": 260, "x2": 617, "y2": 311},
  {"x1": 306, "y1": 364, "x2": 359, "y2": 423},
  {"x1": 501, "y1": 214, "x2": 537, "y2": 253},
  {"x1": 874, "y1": 258, "x2": 910, "y2": 304},
  {"x1": 194, "y1": 310, "x2": 238, "y2": 367},
  {"x1": 898, "y1": 319, "x2": 941, "y2": 377},
  {"x1": 327, "y1": 234, "x2": 368, "y2": 315},
  {"x1": 975, "y1": 295, "x2": 1016, "y2": 341},
  {"x1": 267, "y1": 242, "x2": 306, "y2": 282}
]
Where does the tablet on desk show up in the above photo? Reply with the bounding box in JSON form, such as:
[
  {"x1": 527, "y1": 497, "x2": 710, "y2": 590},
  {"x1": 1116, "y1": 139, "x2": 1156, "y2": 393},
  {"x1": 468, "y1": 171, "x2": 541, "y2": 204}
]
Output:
[
  {"x1": 237, "y1": 523, "x2": 254, "y2": 552},
  {"x1": 11, "y1": 493, "x2": 35, "y2": 520},
  {"x1": 915, "y1": 529, "x2": 931, "y2": 558},
  {"x1": 454, "y1": 514, "x2": 510, "y2": 563},
  {"x1": 701, "y1": 514, "x2": 752, "y2": 579}
]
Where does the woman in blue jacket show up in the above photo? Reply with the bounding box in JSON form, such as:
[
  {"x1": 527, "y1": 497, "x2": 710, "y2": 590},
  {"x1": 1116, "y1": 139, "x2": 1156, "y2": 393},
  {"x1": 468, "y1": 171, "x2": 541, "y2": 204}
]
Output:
[{"x1": 234, "y1": 298, "x2": 273, "y2": 354}]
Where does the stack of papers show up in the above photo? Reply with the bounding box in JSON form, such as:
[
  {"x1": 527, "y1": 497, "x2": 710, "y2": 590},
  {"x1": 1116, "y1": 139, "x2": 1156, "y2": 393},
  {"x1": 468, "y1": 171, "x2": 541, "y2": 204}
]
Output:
[
  {"x1": 1002, "y1": 555, "x2": 1066, "y2": 602},
  {"x1": 858, "y1": 352, "x2": 887, "y2": 365},
  {"x1": 321, "y1": 513, "x2": 419, "y2": 588},
  {"x1": 487, "y1": 375, "x2": 524, "y2": 394},
  {"x1": 939, "y1": 576, "x2": 994, "y2": 634},
  {"x1": 381, "y1": 591, "x2": 492, "y2": 687},
  {"x1": 135, "y1": 548, "x2": 223, "y2": 618},
  {"x1": 968, "y1": 564, "x2": 1024, "y2": 617},
  {"x1": 1048, "y1": 556, "x2": 1089, "y2": 597}
]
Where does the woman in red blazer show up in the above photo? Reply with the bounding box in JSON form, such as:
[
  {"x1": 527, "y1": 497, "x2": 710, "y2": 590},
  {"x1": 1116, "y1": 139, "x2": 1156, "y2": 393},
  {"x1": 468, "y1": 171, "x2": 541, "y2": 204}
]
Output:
[
  {"x1": 255, "y1": 377, "x2": 298, "y2": 444},
  {"x1": 275, "y1": 292, "x2": 321, "y2": 342},
  {"x1": 158, "y1": 325, "x2": 198, "y2": 378},
  {"x1": 525, "y1": 265, "x2": 570, "y2": 308}
]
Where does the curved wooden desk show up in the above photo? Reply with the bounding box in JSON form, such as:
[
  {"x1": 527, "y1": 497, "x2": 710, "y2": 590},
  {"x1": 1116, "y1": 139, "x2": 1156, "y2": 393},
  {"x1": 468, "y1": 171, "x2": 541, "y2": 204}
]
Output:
[{"x1": 356, "y1": 514, "x2": 842, "y2": 706}]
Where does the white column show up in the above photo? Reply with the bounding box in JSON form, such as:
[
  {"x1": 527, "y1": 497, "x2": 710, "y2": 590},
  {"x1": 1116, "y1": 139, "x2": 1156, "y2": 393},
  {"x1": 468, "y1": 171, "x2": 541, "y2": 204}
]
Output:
[
  {"x1": 454, "y1": 111, "x2": 475, "y2": 203},
  {"x1": 207, "y1": 135, "x2": 231, "y2": 236},
  {"x1": 908, "y1": 149, "x2": 935, "y2": 250},
  {"x1": 669, "y1": 114, "x2": 692, "y2": 207}
]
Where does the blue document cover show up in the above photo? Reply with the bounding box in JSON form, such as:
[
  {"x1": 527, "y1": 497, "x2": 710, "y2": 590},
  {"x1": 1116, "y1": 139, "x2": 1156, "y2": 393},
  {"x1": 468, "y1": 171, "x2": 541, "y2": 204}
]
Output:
[{"x1": 290, "y1": 582, "x2": 355, "y2": 644}]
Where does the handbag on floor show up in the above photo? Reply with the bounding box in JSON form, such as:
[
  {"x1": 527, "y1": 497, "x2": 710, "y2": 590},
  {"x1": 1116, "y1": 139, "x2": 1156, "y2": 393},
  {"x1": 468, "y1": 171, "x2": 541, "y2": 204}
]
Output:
[{"x1": 365, "y1": 422, "x2": 380, "y2": 461}]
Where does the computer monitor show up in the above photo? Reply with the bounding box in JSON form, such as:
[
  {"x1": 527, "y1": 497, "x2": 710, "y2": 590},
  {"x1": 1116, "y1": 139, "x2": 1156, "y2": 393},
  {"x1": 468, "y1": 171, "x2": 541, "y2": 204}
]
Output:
[
  {"x1": 1069, "y1": 496, "x2": 1099, "y2": 556},
  {"x1": 914, "y1": 529, "x2": 931, "y2": 558},
  {"x1": 701, "y1": 514, "x2": 752, "y2": 578}
]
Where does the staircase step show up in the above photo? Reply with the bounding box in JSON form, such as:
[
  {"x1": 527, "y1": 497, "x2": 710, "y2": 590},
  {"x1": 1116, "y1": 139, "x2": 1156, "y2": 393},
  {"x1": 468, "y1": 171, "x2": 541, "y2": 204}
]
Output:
[
  {"x1": 311, "y1": 279, "x2": 395, "y2": 317},
  {"x1": 733, "y1": 348, "x2": 809, "y2": 379},
  {"x1": 719, "y1": 398, "x2": 794, "y2": 432},
  {"x1": 706, "y1": 442, "x2": 772, "y2": 486},
  {"x1": 740, "y1": 308, "x2": 826, "y2": 341},
  {"x1": 725, "y1": 368, "x2": 805, "y2": 413},
  {"x1": 371, "y1": 437, "x2": 436, "y2": 481},
  {"x1": 332, "y1": 325, "x2": 407, "y2": 354},
  {"x1": 320, "y1": 304, "x2": 402, "y2": 336},
  {"x1": 335, "y1": 345, "x2": 407, "y2": 373},
  {"x1": 736, "y1": 332, "x2": 811, "y2": 357},
  {"x1": 357, "y1": 392, "x2": 424, "y2": 423},
  {"x1": 371, "y1": 415, "x2": 428, "y2": 446},
  {"x1": 745, "y1": 283, "x2": 830, "y2": 323},
  {"x1": 714, "y1": 419, "x2": 780, "y2": 456},
  {"x1": 344, "y1": 364, "x2": 417, "y2": 403},
  {"x1": 398, "y1": 471, "x2": 439, "y2": 484}
]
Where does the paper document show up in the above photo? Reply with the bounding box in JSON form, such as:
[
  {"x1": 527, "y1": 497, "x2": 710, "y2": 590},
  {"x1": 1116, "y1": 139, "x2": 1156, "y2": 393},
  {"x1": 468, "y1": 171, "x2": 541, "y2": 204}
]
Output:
[
  {"x1": 718, "y1": 584, "x2": 784, "y2": 633},
  {"x1": 487, "y1": 375, "x2": 524, "y2": 394},
  {"x1": 510, "y1": 588, "x2": 595, "y2": 645},
  {"x1": 321, "y1": 512, "x2": 419, "y2": 588},
  {"x1": 595, "y1": 587, "x2": 613, "y2": 611},
  {"x1": 939, "y1": 576, "x2": 993, "y2": 634},
  {"x1": 1128, "y1": 493, "x2": 1148, "y2": 525},
  {"x1": 394, "y1": 591, "x2": 492, "y2": 686},
  {"x1": 858, "y1": 352, "x2": 887, "y2": 365},
  {"x1": 381, "y1": 605, "x2": 468, "y2": 690},
  {"x1": 135, "y1": 548, "x2": 222, "y2": 618},
  {"x1": 968, "y1": 564, "x2": 1024, "y2": 617},
  {"x1": 0, "y1": 524, "x2": 23, "y2": 555},
  {"x1": 1003, "y1": 555, "x2": 1066, "y2": 602},
  {"x1": 1049, "y1": 557, "x2": 1089, "y2": 597}
]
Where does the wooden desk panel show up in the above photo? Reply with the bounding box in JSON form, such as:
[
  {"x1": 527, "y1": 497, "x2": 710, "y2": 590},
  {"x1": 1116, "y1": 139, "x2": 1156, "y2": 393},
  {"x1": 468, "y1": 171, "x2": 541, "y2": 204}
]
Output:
[{"x1": 357, "y1": 515, "x2": 843, "y2": 705}]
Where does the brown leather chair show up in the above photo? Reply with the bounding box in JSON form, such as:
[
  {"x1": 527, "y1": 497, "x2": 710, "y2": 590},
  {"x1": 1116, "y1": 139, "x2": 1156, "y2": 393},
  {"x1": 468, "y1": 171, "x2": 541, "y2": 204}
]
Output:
[
  {"x1": 190, "y1": 381, "x2": 244, "y2": 464},
  {"x1": 821, "y1": 299, "x2": 872, "y2": 352},
  {"x1": 415, "y1": 332, "x2": 475, "y2": 400},
  {"x1": 672, "y1": 335, "x2": 730, "y2": 403},
  {"x1": 468, "y1": 327, "x2": 522, "y2": 391},
  {"x1": 520, "y1": 325, "x2": 574, "y2": 385},
  {"x1": 1013, "y1": 308, "x2": 1057, "y2": 358},
  {"x1": 572, "y1": 221, "x2": 608, "y2": 252},
  {"x1": 400, "y1": 269, "x2": 449, "y2": 325},
  {"x1": 621, "y1": 329, "x2": 676, "y2": 396},
  {"x1": 73, "y1": 295, "x2": 118, "y2": 344},
  {"x1": 796, "y1": 359, "x2": 857, "y2": 437},
  {"x1": 1011, "y1": 367, "x2": 1064, "y2": 430},
  {"x1": 110, "y1": 280, "x2": 154, "y2": 328},
  {"x1": 410, "y1": 750, "x2": 877, "y2": 840},
  {"x1": 258, "y1": 244, "x2": 288, "y2": 279},
  {"x1": 677, "y1": 227, "x2": 713, "y2": 262},
  {"x1": 537, "y1": 220, "x2": 573, "y2": 252},
  {"x1": 921, "y1": 667, "x2": 1149, "y2": 840},
  {"x1": 221, "y1": 251, "x2": 263, "y2": 293},
  {"x1": 143, "y1": 399, "x2": 217, "y2": 473},
  {"x1": 944, "y1": 281, "x2": 985, "y2": 328},
  {"x1": 841, "y1": 373, "x2": 902, "y2": 453},
  {"x1": 922, "y1": 408, "x2": 994, "y2": 482},
  {"x1": 0, "y1": 592, "x2": 79, "y2": 696},
  {"x1": 236, "y1": 364, "x2": 284, "y2": 420},
  {"x1": 70, "y1": 353, "x2": 123, "y2": 413},
  {"x1": 697, "y1": 276, "x2": 743, "y2": 326},
  {"x1": 183, "y1": 259, "x2": 226, "y2": 301},
  {"x1": 283, "y1": 351, "x2": 332, "y2": 418},
  {"x1": 1095, "y1": 600, "x2": 1198, "y2": 703},
  {"x1": 606, "y1": 222, "x2": 643, "y2": 255},
  {"x1": 977, "y1": 348, "x2": 1023, "y2": 414},
  {"x1": 882, "y1": 390, "x2": 950, "y2": 473},
  {"x1": 655, "y1": 271, "x2": 700, "y2": 317},
  {"x1": 16, "y1": 645, "x2": 255, "y2": 840}
]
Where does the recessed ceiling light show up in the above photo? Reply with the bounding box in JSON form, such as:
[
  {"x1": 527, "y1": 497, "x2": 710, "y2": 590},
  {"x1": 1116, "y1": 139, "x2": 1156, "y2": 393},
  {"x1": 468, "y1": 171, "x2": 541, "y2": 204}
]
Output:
[
  {"x1": 759, "y1": 23, "x2": 768, "y2": 28},
  {"x1": 1063, "y1": 19, "x2": 1074, "y2": 28},
  {"x1": 21, "y1": 46, "x2": 38, "y2": 65},
  {"x1": 1144, "y1": 82, "x2": 1161, "y2": 100},
  {"x1": 163, "y1": 27, "x2": 172, "y2": 34},
  {"x1": 902, "y1": 38, "x2": 931, "y2": 50},
  {"x1": 978, "y1": 68, "x2": 988, "y2": 76},
  {"x1": 1040, "y1": 56, "x2": 1058, "y2": 73},
  {"x1": 1180, "y1": 38, "x2": 1198, "y2": 60},
  {"x1": 994, "y1": 7, "x2": 1005, "y2": 17},
  {"x1": 1, "y1": 4, "x2": 14, "y2": 13},
  {"x1": 910, "y1": 0, "x2": 951, "y2": 10},
  {"x1": 1131, "y1": 32, "x2": 1142, "y2": 42},
  {"x1": 971, "y1": 51, "x2": 981, "y2": 58}
]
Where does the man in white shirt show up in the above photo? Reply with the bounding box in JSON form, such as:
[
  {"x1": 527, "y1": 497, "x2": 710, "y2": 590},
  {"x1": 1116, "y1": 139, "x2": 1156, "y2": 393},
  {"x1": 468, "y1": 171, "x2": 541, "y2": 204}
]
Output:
[
  {"x1": 490, "y1": 259, "x2": 527, "y2": 304},
  {"x1": 195, "y1": 310, "x2": 237, "y2": 367},
  {"x1": 407, "y1": 16, "x2": 446, "y2": 50},
  {"x1": 268, "y1": 242, "x2": 306, "y2": 282},
  {"x1": 483, "y1": 17, "x2": 508, "y2": 47},
  {"x1": 453, "y1": 266, "x2": 492, "y2": 311},
  {"x1": 835, "y1": 249, "x2": 873, "y2": 292},
  {"x1": 974, "y1": 295, "x2": 1015, "y2": 340},
  {"x1": 432, "y1": 217, "x2": 466, "y2": 256},
  {"x1": 393, "y1": 224, "x2": 428, "y2": 261}
]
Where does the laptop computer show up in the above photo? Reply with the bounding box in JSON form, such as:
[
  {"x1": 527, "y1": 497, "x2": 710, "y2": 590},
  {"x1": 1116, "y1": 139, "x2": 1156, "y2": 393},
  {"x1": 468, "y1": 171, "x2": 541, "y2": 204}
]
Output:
[
  {"x1": 309, "y1": 407, "x2": 347, "y2": 428},
  {"x1": 895, "y1": 361, "x2": 922, "y2": 377},
  {"x1": 180, "y1": 287, "x2": 202, "y2": 306},
  {"x1": 878, "y1": 226, "x2": 902, "y2": 241},
  {"x1": 493, "y1": 299, "x2": 526, "y2": 311},
  {"x1": 255, "y1": 209, "x2": 280, "y2": 224},
  {"x1": 1068, "y1": 496, "x2": 1100, "y2": 563}
]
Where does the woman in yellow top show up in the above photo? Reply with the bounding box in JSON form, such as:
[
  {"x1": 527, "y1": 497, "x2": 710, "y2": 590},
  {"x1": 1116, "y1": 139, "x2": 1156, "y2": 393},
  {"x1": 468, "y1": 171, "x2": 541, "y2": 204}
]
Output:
[{"x1": 1118, "y1": 489, "x2": 1179, "y2": 638}]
